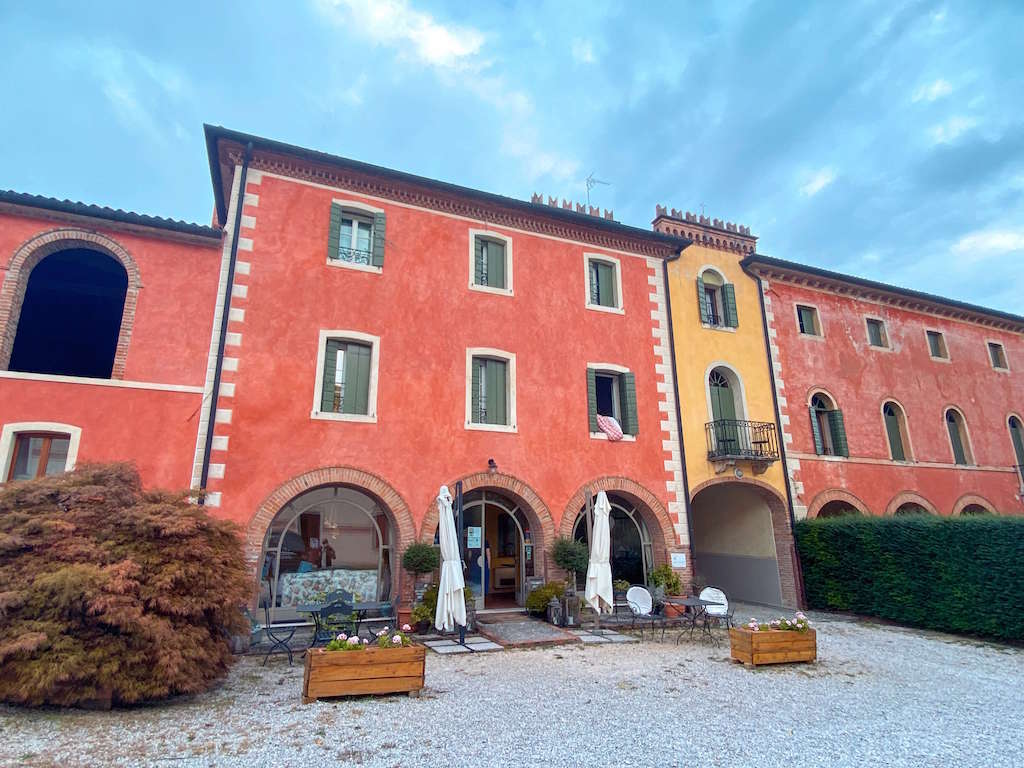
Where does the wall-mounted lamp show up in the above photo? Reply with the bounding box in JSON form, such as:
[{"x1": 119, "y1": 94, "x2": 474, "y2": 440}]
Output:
[{"x1": 487, "y1": 458, "x2": 498, "y2": 474}]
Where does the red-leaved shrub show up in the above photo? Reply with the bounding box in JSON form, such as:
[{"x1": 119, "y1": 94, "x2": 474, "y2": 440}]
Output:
[{"x1": 0, "y1": 463, "x2": 250, "y2": 707}]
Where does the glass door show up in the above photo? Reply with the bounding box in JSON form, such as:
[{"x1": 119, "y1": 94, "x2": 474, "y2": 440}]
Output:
[{"x1": 462, "y1": 502, "x2": 485, "y2": 610}]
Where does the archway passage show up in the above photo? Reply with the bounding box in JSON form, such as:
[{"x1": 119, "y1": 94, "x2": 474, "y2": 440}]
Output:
[
  {"x1": 9, "y1": 248, "x2": 128, "y2": 378},
  {"x1": 817, "y1": 500, "x2": 861, "y2": 518},
  {"x1": 572, "y1": 494, "x2": 654, "y2": 588},
  {"x1": 259, "y1": 484, "x2": 397, "y2": 623},
  {"x1": 690, "y1": 481, "x2": 786, "y2": 606}
]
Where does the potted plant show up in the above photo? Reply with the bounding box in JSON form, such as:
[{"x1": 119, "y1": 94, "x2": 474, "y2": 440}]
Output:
[
  {"x1": 648, "y1": 565, "x2": 685, "y2": 617},
  {"x1": 613, "y1": 579, "x2": 630, "y2": 605},
  {"x1": 413, "y1": 583, "x2": 477, "y2": 634},
  {"x1": 730, "y1": 612, "x2": 817, "y2": 667},
  {"x1": 550, "y1": 537, "x2": 589, "y2": 626},
  {"x1": 525, "y1": 581, "x2": 566, "y2": 618},
  {"x1": 302, "y1": 624, "x2": 425, "y2": 703},
  {"x1": 400, "y1": 542, "x2": 440, "y2": 627}
]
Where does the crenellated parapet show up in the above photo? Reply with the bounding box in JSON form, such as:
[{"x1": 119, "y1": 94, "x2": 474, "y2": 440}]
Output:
[
  {"x1": 652, "y1": 204, "x2": 756, "y2": 254},
  {"x1": 531, "y1": 192, "x2": 614, "y2": 221}
]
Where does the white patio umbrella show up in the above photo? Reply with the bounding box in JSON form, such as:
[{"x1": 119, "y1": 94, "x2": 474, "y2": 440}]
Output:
[
  {"x1": 585, "y1": 491, "x2": 614, "y2": 614},
  {"x1": 434, "y1": 485, "x2": 467, "y2": 632}
]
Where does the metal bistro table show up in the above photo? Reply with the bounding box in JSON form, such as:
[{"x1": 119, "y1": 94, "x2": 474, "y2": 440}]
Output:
[
  {"x1": 665, "y1": 596, "x2": 724, "y2": 645},
  {"x1": 295, "y1": 600, "x2": 394, "y2": 647}
]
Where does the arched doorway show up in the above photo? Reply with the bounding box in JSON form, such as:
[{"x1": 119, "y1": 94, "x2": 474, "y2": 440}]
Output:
[
  {"x1": 259, "y1": 484, "x2": 396, "y2": 623},
  {"x1": 817, "y1": 500, "x2": 860, "y2": 518},
  {"x1": 9, "y1": 248, "x2": 128, "y2": 378},
  {"x1": 571, "y1": 494, "x2": 653, "y2": 587},
  {"x1": 690, "y1": 479, "x2": 789, "y2": 606}
]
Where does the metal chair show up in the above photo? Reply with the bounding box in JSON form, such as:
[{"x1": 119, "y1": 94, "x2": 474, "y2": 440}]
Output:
[
  {"x1": 244, "y1": 602, "x2": 296, "y2": 666},
  {"x1": 318, "y1": 600, "x2": 357, "y2": 644},
  {"x1": 699, "y1": 586, "x2": 734, "y2": 630},
  {"x1": 626, "y1": 585, "x2": 667, "y2": 641}
]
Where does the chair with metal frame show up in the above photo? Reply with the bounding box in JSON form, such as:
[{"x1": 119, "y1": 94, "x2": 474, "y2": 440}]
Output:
[
  {"x1": 698, "y1": 586, "x2": 734, "y2": 631},
  {"x1": 318, "y1": 600, "x2": 358, "y2": 644},
  {"x1": 625, "y1": 585, "x2": 667, "y2": 641},
  {"x1": 244, "y1": 602, "x2": 297, "y2": 666}
]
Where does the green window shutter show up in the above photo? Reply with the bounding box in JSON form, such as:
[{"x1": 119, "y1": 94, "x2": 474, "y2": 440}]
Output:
[
  {"x1": 722, "y1": 284, "x2": 738, "y2": 327},
  {"x1": 885, "y1": 409, "x2": 905, "y2": 461},
  {"x1": 341, "y1": 343, "x2": 372, "y2": 415},
  {"x1": 808, "y1": 406, "x2": 824, "y2": 455},
  {"x1": 474, "y1": 238, "x2": 485, "y2": 285},
  {"x1": 827, "y1": 409, "x2": 849, "y2": 457},
  {"x1": 471, "y1": 359, "x2": 482, "y2": 423},
  {"x1": 596, "y1": 262, "x2": 616, "y2": 307},
  {"x1": 485, "y1": 359, "x2": 508, "y2": 425},
  {"x1": 589, "y1": 262, "x2": 600, "y2": 305},
  {"x1": 321, "y1": 340, "x2": 342, "y2": 412},
  {"x1": 696, "y1": 276, "x2": 710, "y2": 324},
  {"x1": 947, "y1": 414, "x2": 966, "y2": 465},
  {"x1": 586, "y1": 368, "x2": 598, "y2": 433},
  {"x1": 619, "y1": 372, "x2": 638, "y2": 435},
  {"x1": 327, "y1": 203, "x2": 343, "y2": 262},
  {"x1": 487, "y1": 241, "x2": 506, "y2": 289},
  {"x1": 371, "y1": 212, "x2": 386, "y2": 267}
]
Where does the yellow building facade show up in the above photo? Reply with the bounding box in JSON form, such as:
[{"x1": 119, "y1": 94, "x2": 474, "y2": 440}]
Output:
[{"x1": 654, "y1": 208, "x2": 799, "y2": 607}]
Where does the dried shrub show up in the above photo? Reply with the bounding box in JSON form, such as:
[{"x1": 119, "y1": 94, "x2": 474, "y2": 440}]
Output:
[{"x1": 0, "y1": 463, "x2": 250, "y2": 707}]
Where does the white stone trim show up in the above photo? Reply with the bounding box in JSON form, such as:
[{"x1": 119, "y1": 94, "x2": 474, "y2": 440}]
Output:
[
  {"x1": 985, "y1": 338, "x2": 1011, "y2": 372},
  {"x1": 761, "y1": 281, "x2": 801, "y2": 511},
  {"x1": 923, "y1": 326, "x2": 950, "y2": 362},
  {"x1": 311, "y1": 329, "x2": 381, "y2": 423},
  {"x1": 863, "y1": 314, "x2": 892, "y2": 351},
  {"x1": 0, "y1": 370, "x2": 203, "y2": 393},
  {"x1": 465, "y1": 347, "x2": 517, "y2": 433},
  {"x1": 703, "y1": 361, "x2": 751, "y2": 422},
  {"x1": 584, "y1": 252, "x2": 625, "y2": 314},
  {"x1": 468, "y1": 229, "x2": 514, "y2": 297},
  {"x1": 0, "y1": 421, "x2": 82, "y2": 482}
]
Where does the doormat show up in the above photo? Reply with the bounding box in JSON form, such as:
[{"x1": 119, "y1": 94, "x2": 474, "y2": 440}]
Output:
[{"x1": 475, "y1": 617, "x2": 580, "y2": 648}]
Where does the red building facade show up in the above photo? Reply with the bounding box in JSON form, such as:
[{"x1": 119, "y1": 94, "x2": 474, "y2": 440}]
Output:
[{"x1": 745, "y1": 255, "x2": 1024, "y2": 520}]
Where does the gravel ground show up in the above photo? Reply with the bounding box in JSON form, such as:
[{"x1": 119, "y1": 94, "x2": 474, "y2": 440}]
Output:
[{"x1": 2, "y1": 611, "x2": 1021, "y2": 768}]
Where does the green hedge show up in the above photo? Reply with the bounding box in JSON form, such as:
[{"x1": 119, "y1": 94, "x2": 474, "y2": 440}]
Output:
[{"x1": 794, "y1": 515, "x2": 1024, "y2": 642}]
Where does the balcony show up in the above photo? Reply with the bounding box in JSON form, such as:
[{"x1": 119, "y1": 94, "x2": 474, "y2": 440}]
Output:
[{"x1": 705, "y1": 419, "x2": 780, "y2": 463}]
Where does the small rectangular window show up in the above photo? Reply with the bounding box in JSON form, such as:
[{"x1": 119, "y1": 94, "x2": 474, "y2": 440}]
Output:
[
  {"x1": 472, "y1": 357, "x2": 509, "y2": 426},
  {"x1": 866, "y1": 318, "x2": 888, "y2": 348},
  {"x1": 588, "y1": 259, "x2": 618, "y2": 308},
  {"x1": 989, "y1": 342, "x2": 1008, "y2": 370},
  {"x1": 327, "y1": 203, "x2": 386, "y2": 269},
  {"x1": 587, "y1": 367, "x2": 638, "y2": 436},
  {"x1": 704, "y1": 285, "x2": 722, "y2": 326},
  {"x1": 594, "y1": 373, "x2": 621, "y2": 420},
  {"x1": 473, "y1": 236, "x2": 507, "y2": 290},
  {"x1": 927, "y1": 331, "x2": 948, "y2": 359},
  {"x1": 321, "y1": 340, "x2": 372, "y2": 415},
  {"x1": 797, "y1": 305, "x2": 820, "y2": 336},
  {"x1": 8, "y1": 433, "x2": 71, "y2": 481},
  {"x1": 335, "y1": 215, "x2": 374, "y2": 265}
]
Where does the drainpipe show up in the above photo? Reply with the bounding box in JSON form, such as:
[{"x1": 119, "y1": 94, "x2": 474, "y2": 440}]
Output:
[
  {"x1": 662, "y1": 248, "x2": 696, "y2": 562},
  {"x1": 199, "y1": 142, "x2": 253, "y2": 499}
]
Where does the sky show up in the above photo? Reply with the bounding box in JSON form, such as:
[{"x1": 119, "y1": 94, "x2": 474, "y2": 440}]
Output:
[{"x1": 1, "y1": 0, "x2": 1022, "y2": 312}]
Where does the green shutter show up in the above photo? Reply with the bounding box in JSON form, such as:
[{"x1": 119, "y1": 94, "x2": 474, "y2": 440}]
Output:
[
  {"x1": 487, "y1": 241, "x2": 506, "y2": 289},
  {"x1": 827, "y1": 409, "x2": 849, "y2": 457},
  {"x1": 371, "y1": 212, "x2": 386, "y2": 267},
  {"x1": 474, "y1": 238, "x2": 485, "y2": 285},
  {"x1": 327, "y1": 203, "x2": 343, "y2": 262},
  {"x1": 485, "y1": 359, "x2": 507, "y2": 425},
  {"x1": 596, "y1": 262, "x2": 615, "y2": 307},
  {"x1": 885, "y1": 408, "x2": 905, "y2": 461},
  {"x1": 947, "y1": 414, "x2": 967, "y2": 465},
  {"x1": 471, "y1": 359, "x2": 482, "y2": 423},
  {"x1": 1009, "y1": 420, "x2": 1024, "y2": 464},
  {"x1": 321, "y1": 340, "x2": 342, "y2": 412},
  {"x1": 589, "y1": 262, "x2": 600, "y2": 305},
  {"x1": 342, "y1": 343, "x2": 371, "y2": 415},
  {"x1": 809, "y1": 406, "x2": 824, "y2": 455},
  {"x1": 619, "y1": 372, "x2": 638, "y2": 436},
  {"x1": 696, "y1": 276, "x2": 710, "y2": 324},
  {"x1": 586, "y1": 368, "x2": 599, "y2": 433},
  {"x1": 722, "y1": 284, "x2": 738, "y2": 327}
]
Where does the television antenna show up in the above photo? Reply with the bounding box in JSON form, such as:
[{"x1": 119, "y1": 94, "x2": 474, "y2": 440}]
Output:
[{"x1": 585, "y1": 172, "x2": 610, "y2": 207}]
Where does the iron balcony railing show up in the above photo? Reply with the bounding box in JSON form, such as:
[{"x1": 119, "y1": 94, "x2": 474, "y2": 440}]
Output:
[
  {"x1": 330, "y1": 246, "x2": 372, "y2": 266},
  {"x1": 705, "y1": 419, "x2": 780, "y2": 462}
]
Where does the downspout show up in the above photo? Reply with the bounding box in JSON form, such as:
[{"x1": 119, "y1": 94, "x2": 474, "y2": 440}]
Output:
[
  {"x1": 199, "y1": 142, "x2": 253, "y2": 499},
  {"x1": 746, "y1": 263, "x2": 805, "y2": 606},
  {"x1": 662, "y1": 248, "x2": 696, "y2": 557}
]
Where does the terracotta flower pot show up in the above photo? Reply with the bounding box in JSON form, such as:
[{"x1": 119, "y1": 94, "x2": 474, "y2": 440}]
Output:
[{"x1": 662, "y1": 598, "x2": 686, "y2": 618}]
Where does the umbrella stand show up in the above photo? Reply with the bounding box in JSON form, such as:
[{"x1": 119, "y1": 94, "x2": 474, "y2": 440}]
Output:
[{"x1": 455, "y1": 480, "x2": 467, "y2": 648}]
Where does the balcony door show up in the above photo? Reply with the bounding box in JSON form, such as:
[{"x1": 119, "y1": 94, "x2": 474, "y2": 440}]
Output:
[{"x1": 709, "y1": 368, "x2": 739, "y2": 453}]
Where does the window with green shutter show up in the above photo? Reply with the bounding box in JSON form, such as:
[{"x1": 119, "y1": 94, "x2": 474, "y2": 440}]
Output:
[
  {"x1": 810, "y1": 393, "x2": 848, "y2": 457},
  {"x1": 320, "y1": 339, "x2": 372, "y2": 415},
  {"x1": 722, "y1": 283, "x2": 738, "y2": 328},
  {"x1": 327, "y1": 203, "x2": 385, "y2": 268},
  {"x1": 588, "y1": 258, "x2": 618, "y2": 308},
  {"x1": 587, "y1": 367, "x2": 638, "y2": 436},
  {"x1": 945, "y1": 409, "x2": 971, "y2": 465},
  {"x1": 926, "y1": 330, "x2": 948, "y2": 359},
  {"x1": 471, "y1": 357, "x2": 509, "y2": 426},
  {"x1": 797, "y1": 305, "x2": 820, "y2": 336},
  {"x1": 883, "y1": 401, "x2": 908, "y2": 461},
  {"x1": 473, "y1": 236, "x2": 507, "y2": 290},
  {"x1": 866, "y1": 318, "x2": 888, "y2": 348},
  {"x1": 988, "y1": 342, "x2": 1008, "y2": 369}
]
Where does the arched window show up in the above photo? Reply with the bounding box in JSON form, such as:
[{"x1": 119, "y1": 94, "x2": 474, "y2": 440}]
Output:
[
  {"x1": 883, "y1": 401, "x2": 911, "y2": 461},
  {"x1": 944, "y1": 408, "x2": 973, "y2": 465},
  {"x1": 960, "y1": 504, "x2": 991, "y2": 516},
  {"x1": 809, "y1": 392, "x2": 848, "y2": 457},
  {"x1": 817, "y1": 500, "x2": 860, "y2": 518},
  {"x1": 9, "y1": 248, "x2": 128, "y2": 378},
  {"x1": 696, "y1": 269, "x2": 737, "y2": 328},
  {"x1": 1009, "y1": 416, "x2": 1024, "y2": 469},
  {"x1": 709, "y1": 369, "x2": 735, "y2": 421},
  {"x1": 573, "y1": 495, "x2": 653, "y2": 587},
  {"x1": 894, "y1": 502, "x2": 930, "y2": 516}
]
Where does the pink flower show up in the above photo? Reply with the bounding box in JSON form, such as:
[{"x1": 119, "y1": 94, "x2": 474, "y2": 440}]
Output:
[
  {"x1": 402, "y1": 623, "x2": 412, "y2": 632},
  {"x1": 347, "y1": 636, "x2": 360, "y2": 646},
  {"x1": 375, "y1": 629, "x2": 386, "y2": 637},
  {"x1": 362, "y1": 638, "x2": 369, "y2": 645},
  {"x1": 336, "y1": 633, "x2": 347, "y2": 641},
  {"x1": 392, "y1": 635, "x2": 403, "y2": 645}
]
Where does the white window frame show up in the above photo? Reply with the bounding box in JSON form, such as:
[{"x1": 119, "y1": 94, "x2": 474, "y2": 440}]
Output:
[
  {"x1": 311, "y1": 329, "x2": 380, "y2": 423},
  {"x1": 986, "y1": 339, "x2": 1010, "y2": 372},
  {"x1": 698, "y1": 266, "x2": 730, "y2": 330},
  {"x1": 864, "y1": 316, "x2": 891, "y2": 351},
  {"x1": 468, "y1": 229, "x2": 514, "y2": 297},
  {"x1": 1, "y1": 422, "x2": 82, "y2": 483},
  {"x1": 584, "y1": 253, "x2": 625, "y2": 314},
  {"x1": 465, "y1": 347, "x2": 517, "y2": 433},
  {"x1": 703, "y1": 361, "x2": 750, "y2": 423},
  {"x1": 924, "y1": 328, "x2": 950, "y2": 362},
  {"x1": 327, "y1": 199, "x2": 385, "y2": 275},
  {"x1": 794, "y1": 302, "x2": 824, "y2": 339},
  {"x1": 586, "y1": 362, "x2": 636, "y2": 442}
]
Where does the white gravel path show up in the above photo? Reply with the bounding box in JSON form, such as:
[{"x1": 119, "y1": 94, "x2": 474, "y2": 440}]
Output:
[{"x1": 2, "y1": 612, "x2": 1021, "y2": 767}]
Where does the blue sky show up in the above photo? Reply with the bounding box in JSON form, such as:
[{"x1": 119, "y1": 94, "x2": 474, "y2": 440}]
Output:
[{"x1": 1, "y1": 1, "x2": 1022, "y2": 311}]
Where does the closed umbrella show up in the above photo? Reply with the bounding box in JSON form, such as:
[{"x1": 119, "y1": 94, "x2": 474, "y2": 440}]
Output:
[
  {"x1": 585, "y1": 491, "x2": 614, "y2": 614},
  {"x1": 434, "y1": 485, "x2": 467, "y2": 632}
]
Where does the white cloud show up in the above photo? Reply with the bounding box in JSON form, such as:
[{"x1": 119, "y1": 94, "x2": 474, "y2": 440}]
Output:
[
  {"x1": 800, "y1": 167, "x2": 837, "y2": 197},
  {"x1": 952, "y1": 228, "x2": 1024, "y2": 258},
  {"x1": 928, "y1": 115, "x2": 977, "y2": 144},
  {"x1": 912, "y1": 78, "x2": 952, "y2": 103},
  {"x1": 315, "y1": 0, "x2": 483, "y2": 70},
  {"x1": 571, "y1": 39, "x2": 596, "y2": 65}
]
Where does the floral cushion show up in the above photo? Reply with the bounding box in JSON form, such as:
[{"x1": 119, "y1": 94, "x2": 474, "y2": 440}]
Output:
[{"x1": 277, "y1": 568, "x2": 379, "y2": 606}]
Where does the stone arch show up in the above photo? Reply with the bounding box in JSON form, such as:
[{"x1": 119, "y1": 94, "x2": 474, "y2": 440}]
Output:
[
  {"x1": 885, "y1": 490, "x2": 939, "y2": 517},
  {"x1": 807, "y1": 488, "x2": 871, "y2": 518},
  {"x1": 0, "y1": 228, "x2": 142, "y2": 377},
  {"x1": 951, "y1": 493, "x2": 998, "y2": 516}
]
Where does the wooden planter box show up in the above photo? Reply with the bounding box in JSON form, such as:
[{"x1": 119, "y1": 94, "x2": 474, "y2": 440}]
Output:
[
  {"x1": 302, "y1": 645, "x2": 426, "y2": 703},
  {"x1": 730, "y1": 627, "x2": 817, "y2": 666}
]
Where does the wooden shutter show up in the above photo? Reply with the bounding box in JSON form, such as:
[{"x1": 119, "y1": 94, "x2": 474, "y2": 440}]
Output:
[
  {"x1": 808, "y1": 406, "x2": 824, "y2": 454},
  {"x1": 487, "y1": 241, "x2": 506, "y2": 289},
  {"x1": 696, "y1": 276, "x2": 710, "y2": 324},
  {"x1": 474, "y1": 237, "x2": 485, "y2": 285},
  {"x1": 885, "y1": 408, "x2": 905, "y2": 461},
  {"x1": 589, "y1": 262, "x2": 600, "y2": 305},
  {"x1": 596, "y1": 262, "x2": 615, "y2": 307},
  {"x1": 341, "y1": 343, "x2": 372, "y2": 415},
  {"x1": 827, "y1": 410, "x2": 849, "y2": 457},
  {"x1": 371, "y1": 212, "x2": 386, "y2": 267},
  {"x1": 321, "y1": 340, "x2": 342, "y2": 412},
  {"x1": 586, "y1": 368, "x2": 598, "y2": 433},
  {"x1": 722, "y1": 284, "x2": 738, "y2": 327},
  {"x1": 947, "y1": 414, "x2": 966, "y2": 464},
  {"x1": 327, "y1": 203, "x2": 343, "y2": 262},
  {"x1": 485, "y1": 359, "x2": 508, "y2": 425},
  {"x1": 471, "y1": 359, "x2": 482, "y2": 423},
  {"x1": 619, "y1": 372, "x2": 638, "y2": 435}
]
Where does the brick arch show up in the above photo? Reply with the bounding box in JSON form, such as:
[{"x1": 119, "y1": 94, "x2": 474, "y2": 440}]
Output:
[
  {"x1": 806, "y1": 488, "x2": 872, "y2": 518},
  {"x1": 951, "y1": 493, "x2": 998, "y2": 516},
  {"x1": 0, "y1": 228, "x2": 143, "y2": 377},
  {"x1": 559, "y1": 477, "x2": 681, "y2": 572},
  {"x1": 689, "y1": 476, "x2": 800, "y2": 607},
  {"x1": 419, "y1": 472, "x2": 556, "y2": 574},
  {"x1": 884, "y1": 490, "x2": 939, "y2": 517},
  {"x1": 246, "y1": 466, "x2": 417, "y2": 600}
]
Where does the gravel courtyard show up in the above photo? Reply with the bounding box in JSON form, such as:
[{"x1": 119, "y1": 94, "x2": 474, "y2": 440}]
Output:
[{"x1": 2, "y1": 611, "x2": 1021, "y2": 768}]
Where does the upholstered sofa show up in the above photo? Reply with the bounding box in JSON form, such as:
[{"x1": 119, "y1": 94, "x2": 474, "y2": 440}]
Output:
[{"x1": 277, "y1": 568, "x2": 378, "y2": 606}]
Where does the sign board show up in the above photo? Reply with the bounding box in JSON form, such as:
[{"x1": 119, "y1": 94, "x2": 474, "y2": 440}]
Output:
[
  {"x1": 670, "y1": 552, "x2": 687, "y2": 568},
  {"x1": 466, "y1": 526, "x2": 482, "y2": 548},
  {"x1": 525, "y1": 544, "x2": 533, "y2": 561}
]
